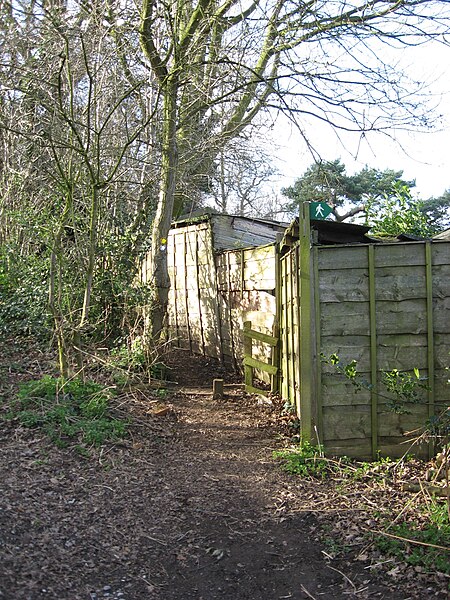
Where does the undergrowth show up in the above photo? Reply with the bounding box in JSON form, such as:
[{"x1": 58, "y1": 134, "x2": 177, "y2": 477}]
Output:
[
  {"x1": 274, "y1": 442, "x2": 450, "y2": 577},
  {"x1": 4, "y1": 375, "x2": 128, "y2": 450},
  {"x1": 106, "y1": 336, "x2": 170, "y2": 385},
  {"x1": 273, "y1": 441, "x2": 351, "y2": 478},
  {"x1": 375, "y1": 503, "x2": 450, "y2": 576}
]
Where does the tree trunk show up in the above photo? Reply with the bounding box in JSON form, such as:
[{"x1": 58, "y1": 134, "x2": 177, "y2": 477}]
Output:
[
  {"x1": 80, "y1": 184, "x2": 99, "y2": 327},
  {"x1": 148, "y1": 76, "x2": 179, "y2": 340}
]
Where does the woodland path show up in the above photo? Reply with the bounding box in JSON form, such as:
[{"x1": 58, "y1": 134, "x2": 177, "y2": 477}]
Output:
[{"x1": 0, "y1": 344, "x2": 446, "y2": 600}]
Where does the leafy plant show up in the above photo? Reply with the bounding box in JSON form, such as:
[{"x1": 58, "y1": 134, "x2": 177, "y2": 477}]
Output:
[
  {"x1": 366, "y1": 182, "x2": 438, "y2": 238},
  {"x1": 375, "y1": 507, "x2": 450, "y2": 576},
  {"x1": 0, "y1": 246, "x2": 51, "y2": 339},
  {"x1": 7, "y1": 375, "x2": 127, "y2": 449},
  {"x1": 274, "y1": 441, "x2": 332, "y2": 478},
  {"x1": 382, "y1": 368, "x2": 429, "y2": 413},
  {"x1": 322, "y1": 353, "x2": 428, "y2": 414}
]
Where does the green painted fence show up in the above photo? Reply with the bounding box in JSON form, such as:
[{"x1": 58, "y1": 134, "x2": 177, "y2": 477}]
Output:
[{"x1": 280, "y1": 205, "x2": 449, "y2": 459}]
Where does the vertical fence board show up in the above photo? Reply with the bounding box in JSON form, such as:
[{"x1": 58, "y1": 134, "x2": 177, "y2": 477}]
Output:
[
  {"x1": 368, "y1": 245, "x2": 378, "y2": 459},
  {"x1": 313, "y1": 247, "x2": 323, "y2": 444},
  {"x1": 425, "y1": 242, "x2": 435, "y2": 457}
]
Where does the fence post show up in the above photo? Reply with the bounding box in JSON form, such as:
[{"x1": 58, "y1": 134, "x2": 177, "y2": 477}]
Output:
[
  {"x1": 425, "y1": 241, "x2": 435, "y2": 459},
  {"x1": 243, "y1": 320, "x2": 253, "y2": 388},
  {"x1": 298, "y1": 202, "x2": 313, "y2": 443}
]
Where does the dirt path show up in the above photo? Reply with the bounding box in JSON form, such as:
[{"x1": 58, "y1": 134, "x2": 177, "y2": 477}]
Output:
[{"x1": 0, "y1": 347, "x2": 446, "y2": 599}]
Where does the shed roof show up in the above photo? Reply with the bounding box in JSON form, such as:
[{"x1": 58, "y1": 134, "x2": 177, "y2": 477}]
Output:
[
  {"x1": 171, "y1": 211, "x2": 439, "y2": 251},
  {"x1": 281, "y1": 218, "x2": 371, "y2": 248},
  {"x1": 172, "y1": 211, "x2": 288, "y2": 250},
  {"x1": 434, "y1": 228, "x2": 450, "y2": 241}
]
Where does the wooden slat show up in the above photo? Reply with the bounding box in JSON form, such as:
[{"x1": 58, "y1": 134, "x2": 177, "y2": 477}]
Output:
[
  {"x1": 425, "y1": 242, "x2": 435, "y2": 459},
  {"x1": 243, "y1": 328, "x2": 278, "y2": 346},
  {"x1": 243, "y1": 355, "x2": 278, "y2": 375},
  {"x1": 245, "y1": 384, "x2": 270, "y2": 397}
]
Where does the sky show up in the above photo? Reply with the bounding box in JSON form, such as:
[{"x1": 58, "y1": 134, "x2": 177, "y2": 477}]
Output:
[{"x1": 269, "y1": 42, "x2": 450, "y2": 201}]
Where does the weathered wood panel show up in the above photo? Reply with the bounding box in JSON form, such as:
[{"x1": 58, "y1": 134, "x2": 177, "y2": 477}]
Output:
[
  {"x1": 216, "y1": 245, "x2": 277, "y2": 292},
  {"x1": 281, "y1": 238, "x2": 450, "y2": 460},
  {"x1": 322, "y1": 405, "x2": 372, "y2": 441}
]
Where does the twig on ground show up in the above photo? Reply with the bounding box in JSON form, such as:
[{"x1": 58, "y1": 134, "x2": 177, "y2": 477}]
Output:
[
  {"x1": 327, "y1": 565, "x2": 357, "y2": 590},
  {"x1": 300, "y1": 584, "x2": 317, "y2": 599},
  {"x1": 367, "y1": 528, "x2": 450, "y2": 552}
]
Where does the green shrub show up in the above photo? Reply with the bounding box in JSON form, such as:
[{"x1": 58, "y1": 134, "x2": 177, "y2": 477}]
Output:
[
  {"x1": 273, "y1": 441, "x2": 331, "y2": 478},
  {"x1": 8, "y1": 375, "x2": 128, "y2": 449},
  {"x1": 0, "y1": 248, "x2": 51, "y2": 339}
]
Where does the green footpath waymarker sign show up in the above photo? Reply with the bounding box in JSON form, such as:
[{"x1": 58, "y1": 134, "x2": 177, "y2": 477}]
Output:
[{"x1": 309, "y1": 202, "x2": 332, "y2": 220}]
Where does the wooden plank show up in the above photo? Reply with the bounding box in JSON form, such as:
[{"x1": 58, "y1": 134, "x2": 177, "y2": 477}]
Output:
[
  {"x1": 271, "y1": 323, "x2": 280, "y2": 393},
  {"x1": 320, "y1": 376, "x2": 372, "y2": 406},
  {"x1": 323, "y1": 439, "x2": 372, "y2": 460},
  {"x1": 431, "y1": 241, "x2": 450, "y2": 266},
  {"x1": 377, "y1": 344, "x2": 429, "y2": 371},
  {"x1": 245, "y1": 384, "x2": 270, "y2": 397},
  {"x1": 170, "y1": 232, "x2": 180, "y2": 345},
  {"x1": 243, "y1": 248, "x2": 277, "y2": 290},
  {"x1": 273, "y1": 243, "x2": 282, "y2": 395},
  {"x1": 322, "y1": 406, "x2": 372, "y2": 441},
  {"x1": 434, "y1": 340, "x2": 450, "y2": 368},
  {"x1": 208, "y1": 225, "x2": 224, "y2": 364},
  {"x1": 240, "y1": 249, "x2": 245, "y2": 298},
  {"x1": 232, "y1": 219, "x2": 282, "y2": 239},
  {"x1": 183, "y1": 232, "x2": 192, "y2": 351},
  {"x1": 321, "y1": 300, "x2": 429, "y2": 336},
  {"x1": 281, "y1": 256, "x2": 289, "y2": 402},
  {"x1": 373, "y1": 268, "x2": 427, "y2": 301},
  {"x1": 288, "y1": 252, "x2": 296, "y2": 408},
  {"x1": 374, "y1": 242, "x2": 427, "y2": 268},
  {"x1": 243, "y1": 355, "x2": 278, "y2": 376},
  {"x1": 243, "y1": 328, "x2": 278, "y2": 346},
  {"x1": 311, "y1": 246, "x2": 323, "y2": 442},
  {"x1": 320, "y1": 302, "x2": 371, "y2": 336},
  {"x1": 433, "y1": 300, "x2": 450, "y2": 333},
  {"x1": 431, "y1": 264, "x2": 450, "y2": 297},
  {"x1": 226, "y1": 253, "x2": 237, "y2": 369},
  {"x1": 377, "y1": 440, "x2": 429, "y2": 460},
  {"x1": 377, "y1": 407, "x2": 429, "y2": 438},
  {"x1": 243, "y1": 321, "x2": 253, "y2": 387},
  {"x1": 293, "y1": 248, "x2": 301, "y2": 417},
  {"x1": 318, "y1": 245, "x2": 369, "y2": 271},
  {"x1": 242, "y1": 244, "x2": 276, "y2": 261},
  {"x1": 318, "y1": 274, "x2": 369, "y2": 302},
  {"x1": 425, "y1": 242, "x2": 435, "y2": 459}
]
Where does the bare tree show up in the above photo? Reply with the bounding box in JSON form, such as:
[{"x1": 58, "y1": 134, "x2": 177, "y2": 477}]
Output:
[
  {"x1": 139, "y1": 0, "x2": 450, "y2": 338},
  {"x1": 0, "y1": 0, "x2": 159, "y2": 375},
  {"x1": 207, "y1": 133, "x2": 280, "y2": 217}
]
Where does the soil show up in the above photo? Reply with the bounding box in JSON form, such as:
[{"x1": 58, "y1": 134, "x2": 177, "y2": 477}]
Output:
[{"x1": 0, "y1": 340, "x2": 448, "y2": 600}]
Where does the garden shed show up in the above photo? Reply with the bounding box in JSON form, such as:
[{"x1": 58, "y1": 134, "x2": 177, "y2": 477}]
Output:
[
  {"x1": 141, "y1": 207, "x2": 450, "y2": 459},
  {"x1": 141, "y1": 212, "x2": 287, "y2": 365}
]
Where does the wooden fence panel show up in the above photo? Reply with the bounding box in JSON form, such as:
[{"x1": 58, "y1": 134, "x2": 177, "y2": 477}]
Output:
[{"x1": 313, "y1": 240, "x2": 449, "y2": 459}]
